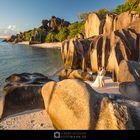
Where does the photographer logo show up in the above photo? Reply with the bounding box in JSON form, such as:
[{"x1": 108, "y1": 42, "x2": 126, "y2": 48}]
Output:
[{"x1": 54, "y1": 132, "x2": 61, "y2": 139}]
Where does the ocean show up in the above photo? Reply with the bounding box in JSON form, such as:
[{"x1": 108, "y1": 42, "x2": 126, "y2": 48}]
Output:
[{"x1": 0, "y1": 39, "x2": 63, "y2": 86}]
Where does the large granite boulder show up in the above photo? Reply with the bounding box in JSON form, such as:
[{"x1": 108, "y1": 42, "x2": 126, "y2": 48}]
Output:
[
  {"x1": 49, "y1": 16, "x2": 70, "y2": 32},
  {"x1": 61, "y1": 27, "x2": 140, "y2": 82},
  {"x1": 114, "y1": 11, "x2": 140, "y2": 31},
  {"x1": 41, "y1": 19, "x2": 50, "y2": 31},
  {"x1": 118, "y1": 60, "x2": 140, "y2": 102},
  {"x1": 85, "y1": 13, "x2": 104, "y2": 38},
  {"x1": 103, "y1": 13, "x2": 116, "y2": 35},
  {"x1": 89, "y1": 31, "x2": 131, "y2": 81},
  {"x1": 128, "y1": 19, "x2": 140, "y2": 34},
  {"x1": 0, "y1": 73, "x2": 52, "y2": 119},
  {"x1": 84, "y1": 11, "x2": 140, "y2": 38},
  {"x1": 41, "y1": 79, "x2": 140, "y2": 130},
  {"x1": 49, "y1": 16, "x2": 60, "y2": 32},
  {"x1": 0, "y1": 93, "x2": 4, "y2": 119},
  {"x1": 61, "y1": 38, "x2": 91, "y2": 71},
  {"x1": 114, "y1": 29, "x2": 140, "y2": 61},
  {"x1": 59, "y1": 69, "x2": 93, "y2": 81}
]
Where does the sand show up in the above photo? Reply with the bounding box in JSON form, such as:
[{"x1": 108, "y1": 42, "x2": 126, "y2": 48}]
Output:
[
  {"x1": 0, "y1": 109, "x2": 54, "y2": 130},
  {"x1": 0, "y1": 77, "x2": 120, "y2": 130},
  {"x1": 18, "y1": 41, "x2": 62, "y2": 48},
  {"x1": 17, "y1": 41, "x2": 29, "y2": 45},
  {"x1": 86, "y1": 76, "x2": 120, "y2": 94}
]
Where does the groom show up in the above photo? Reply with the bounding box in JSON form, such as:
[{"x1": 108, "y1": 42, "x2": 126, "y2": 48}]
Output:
[{"x1": 100, "y1": 67, "x2": 106, "y2": 87}]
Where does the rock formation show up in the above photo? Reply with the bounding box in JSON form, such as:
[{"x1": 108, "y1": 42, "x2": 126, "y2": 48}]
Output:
[
  {"x1": 128, "y1": 19, "x2": 140, "y2": 34},
  {"x1": 61, "y1": 26, "x2": 140, "y2": 81},
  {"x1": 4, "y1": 35, "x2": 17, "y2": 43},
  {"x1": 5, "y1": 16, "x2": 70, "y2": 44},
  {"x1": 41, "y1": 19, "x2": 50, "y2": 32},
  {"x1": 103, "y1": 13, "x2": 116, "y2": 35},
  {"x1": 89, "y1": 29, "x2": 140, "y2": 81},
  {"x1": 85, "y1": 11, "x2": 140, "y2": 38},
  {"x1": 49, "y1": 16, "x2": 70, "y2": 32},
  {"x1": 41, "y1": 79, "x2": 140, "y2": 130},
  {"x1": 59, "y1": 69, "x2": 93, "y2": 81},
  {"x1": 61, "y1": 38, "x2": 91, "y2": 71},
  {"x1": 0, "y1": 73, "x2": 52, "y2": 119},
  {"x1": 114, "y1": 11, "x2": 140, "y2": 31},
  {"x1": 61, "y1": 11, "x2": 140, "y2": 82},
  {"x1": 118, "y1": 60, "x2": 140, "y2": 102},
  {"x1": 85, "y1": 13, "x2": 104, "y2": 38}
]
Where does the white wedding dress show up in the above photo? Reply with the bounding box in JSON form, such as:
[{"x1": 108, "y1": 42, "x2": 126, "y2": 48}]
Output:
[
  {"x1": 92, "y1": 74, "x2": 101, "y2": 88},
  {"x1": 92, "y1": 69, "x2": 105, "y2": 88}
]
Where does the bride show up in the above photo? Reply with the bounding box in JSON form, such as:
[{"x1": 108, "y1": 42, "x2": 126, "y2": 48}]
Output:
[{"x1": 92, "y1": 67, "x2": 106, "y2": 88}]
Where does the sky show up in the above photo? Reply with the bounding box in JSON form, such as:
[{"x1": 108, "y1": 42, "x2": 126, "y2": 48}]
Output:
[{"x1": 0, "y1": 0, "x2": 125, "y2": 35}]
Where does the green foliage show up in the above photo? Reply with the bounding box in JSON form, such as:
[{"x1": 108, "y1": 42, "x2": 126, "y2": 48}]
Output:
[
  {"x1": 44, "y1": 21, "x2": 85, "y2": 42},
  {"x1": 114, "y1": 0, "x2": 140, "y2": 14},
  {"x1": 24, "y1": 31, "x2": 32, "y2": 41},
  {"x1": 56, "y1": 27, "x2": 69, "y2": 42},
  {"x1": 45, "y1": 32, "x2": 57, "y2": 43},
  {"x1": 114, "y1": 4, "x2": 126, "y2": 14},
  {"x1": 68, "y1": 21, "x2": 85, "y2": 39},
  {"x1": 97, "y1": 8, "x2": 109, "y2": 16},
  {"x1": 125, "y1": 0, "x2": 140, "y2": 11}
]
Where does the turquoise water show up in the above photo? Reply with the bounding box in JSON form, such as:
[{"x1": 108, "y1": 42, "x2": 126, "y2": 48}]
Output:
[{"x1": 0, "y1": 39, "x2": 63, "y2": 85}]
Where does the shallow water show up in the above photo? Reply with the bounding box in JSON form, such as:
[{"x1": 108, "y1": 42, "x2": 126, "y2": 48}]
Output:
[{"x1": 0, "y1": 39, "x2": 63, "y2": 85}]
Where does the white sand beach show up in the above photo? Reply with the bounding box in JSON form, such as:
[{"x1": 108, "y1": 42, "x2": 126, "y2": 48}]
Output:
[{"x1": 18, "y1": 41, "x2": 62, "y2": 48}]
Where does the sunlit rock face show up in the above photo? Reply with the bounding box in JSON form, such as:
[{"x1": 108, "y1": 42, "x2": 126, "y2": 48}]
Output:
[
  {"x1": 118, "y1": 60, "x2": 140, "y2": 102},
  {"x1": 114, "y1": 11, "x2": 140, "y2": 31},
  {"x1": 61, "y1": 38, "x2": 91, "y2": 71},
  {"x1": 41, "y1": 79, "x2": 140, "y2": 130},
  {"x1": 85, "y1": 11, "x2": 140, "y2": 38},
  {"x1": 61, "y1": 27, "x2": 140, "y2": 82},
  {"x1": 61, "y1": 11, "x2": 140, "y2": 81},
  {"x1": 85, "y1": 13, "x2": 104, "y2": 38}
]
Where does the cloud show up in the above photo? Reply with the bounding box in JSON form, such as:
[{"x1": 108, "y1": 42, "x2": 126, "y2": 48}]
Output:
[
  {"x1": 8, "y1": 25, "x2": 16, "y2": 31},
  {"x1": 0, "y1": 25, "x2": 18, "y2": 36}
]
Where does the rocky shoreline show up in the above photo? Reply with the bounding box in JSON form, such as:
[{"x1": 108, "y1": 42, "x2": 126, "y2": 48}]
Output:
[{"x1": 0, "y1": 74, "x2": 120, "y2": 130}]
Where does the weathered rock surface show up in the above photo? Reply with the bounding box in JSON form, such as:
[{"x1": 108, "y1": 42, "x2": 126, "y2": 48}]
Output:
[
  {"x1": 41, "y1": 79, "x2": 140, "y2": 130},
  {"x1": 128, "y1": 19, "x2": 140, "y2": 34},
  {"x1": 61, "y1": 28, "x2": 140, "y2": 81},
  {"x1": 59, "y1": 69, "x2": 93, "y2": 81},
  {"x1": 0, "y1": 93, "x2": 4, "y2": 119},
  {"x1": 49, "y1": 16, "x2": 70, "y2": 32},
  {"x1": 114, "y1": 11, "x2": 140, "y2": 31},
  {"x1": 89, "y1": 32, "x2": 130, "y2": 81},
  {"x1": 90, "y1": 28, "x2": 140, "y2": 81},
  {"x1": 118, "y1": 60, "x2": 140, "y2": 102},
  {"x1": 85, "y1": 13, "x2": 104, "y2": 38},
  {"x1": 61, "y1": 38, "x2": 91, "y2": 71},
  {"x1": 0, "y1": 73, "x2": 52, "y2": 119},
  {"x1": 103, "y1": 13, "x2": 116, "y2": 35},
  {"x1": 62, "y1": 17, "x2": 140, "y2": 81},
  {"x1": 85, "y1": 11, "x2": 140, "y2": 38},
  {"x1": 114, "y1": 29, "x2": 140, "y2": 61}
]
